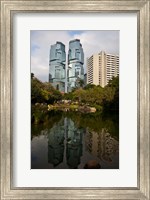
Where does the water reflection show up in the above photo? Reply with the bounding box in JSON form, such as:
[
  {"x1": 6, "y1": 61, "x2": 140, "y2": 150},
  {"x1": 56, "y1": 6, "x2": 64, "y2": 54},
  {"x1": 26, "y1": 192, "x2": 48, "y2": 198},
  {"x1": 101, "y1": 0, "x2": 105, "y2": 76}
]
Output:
[
  {"x1": 48, "y1": 119, "x2": 65, "y2": 167},
  {"x1": 47, "y1": 118, "x2": 83, "y2": 168},
  {"x1": 31, "y1": 112, "x2": 119, "y2": 169},
  {"x1": 85, "y1": 129, "x2": 119, "y2": 163}
]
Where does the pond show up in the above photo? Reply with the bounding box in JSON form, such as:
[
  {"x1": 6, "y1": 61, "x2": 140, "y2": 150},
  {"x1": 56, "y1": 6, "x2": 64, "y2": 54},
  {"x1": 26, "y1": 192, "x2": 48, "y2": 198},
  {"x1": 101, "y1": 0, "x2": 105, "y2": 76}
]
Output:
[{"x1": 31, "y1": 111, "x2": 119, "y2": 169}]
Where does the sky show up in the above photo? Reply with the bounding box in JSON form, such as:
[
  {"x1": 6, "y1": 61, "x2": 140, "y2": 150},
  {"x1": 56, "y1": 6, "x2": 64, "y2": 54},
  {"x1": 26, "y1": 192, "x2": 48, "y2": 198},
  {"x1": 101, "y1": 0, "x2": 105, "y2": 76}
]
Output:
[{"x1": 31, "y1": 30, "x2": 119, "y2": 82}]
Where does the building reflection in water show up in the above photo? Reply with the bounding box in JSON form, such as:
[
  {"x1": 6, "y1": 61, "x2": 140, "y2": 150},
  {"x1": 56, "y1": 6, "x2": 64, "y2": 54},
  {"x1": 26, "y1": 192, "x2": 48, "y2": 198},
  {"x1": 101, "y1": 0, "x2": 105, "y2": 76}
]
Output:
[
  {"x1": 66, "y1": 118, "x2": 83, "y2": 168},
  {"x1": 85, "y1": 128, "x2": 119, "y2": 163},
  {"x1": 48, "y1": 118, "x2": 83, "y2": 168},
  {"x1": 47, "y1": 117, "x2": 118, "y2": 168},
  {"x1": 48, "y1": 119, "x2": 65, "y2": 167}
]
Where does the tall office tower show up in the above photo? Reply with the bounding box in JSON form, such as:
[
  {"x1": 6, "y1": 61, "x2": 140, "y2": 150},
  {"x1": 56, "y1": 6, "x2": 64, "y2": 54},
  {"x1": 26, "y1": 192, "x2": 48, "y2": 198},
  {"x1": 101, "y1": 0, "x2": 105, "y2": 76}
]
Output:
[
  {"x1": 68, "y1": 39, "x2": 84, "y2": 92},
  {"x1": 87, "y1": 51, "x2": 119, "y2": 87},
  {"x1": 49, "y1": 42, "x2": 66, "y2": 93}
]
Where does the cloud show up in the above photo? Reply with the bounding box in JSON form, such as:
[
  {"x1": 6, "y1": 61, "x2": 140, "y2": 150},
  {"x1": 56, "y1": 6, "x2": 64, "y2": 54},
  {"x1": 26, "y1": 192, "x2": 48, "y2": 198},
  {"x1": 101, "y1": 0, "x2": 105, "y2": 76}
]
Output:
[{"x1": 31, "y1": 30, "x2": 119, "y2": 81}]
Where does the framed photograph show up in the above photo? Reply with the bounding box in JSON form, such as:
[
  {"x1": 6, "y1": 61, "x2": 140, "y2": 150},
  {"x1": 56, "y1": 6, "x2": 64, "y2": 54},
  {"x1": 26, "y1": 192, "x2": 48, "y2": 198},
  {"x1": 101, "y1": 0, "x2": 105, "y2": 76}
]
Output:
[
  {"x1": 31, "y1": 29, "x2": 120, "y2": 170},
  {"x1": 0, "y1": 0, "x2": 149, "y2": 199}
]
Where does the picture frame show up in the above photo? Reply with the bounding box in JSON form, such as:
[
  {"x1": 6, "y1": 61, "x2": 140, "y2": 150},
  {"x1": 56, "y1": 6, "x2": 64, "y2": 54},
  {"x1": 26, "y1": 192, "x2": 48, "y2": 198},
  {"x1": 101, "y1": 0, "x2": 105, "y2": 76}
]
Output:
[{"x1": 0, "y1": 0, "x2": 149, "y2": 199}]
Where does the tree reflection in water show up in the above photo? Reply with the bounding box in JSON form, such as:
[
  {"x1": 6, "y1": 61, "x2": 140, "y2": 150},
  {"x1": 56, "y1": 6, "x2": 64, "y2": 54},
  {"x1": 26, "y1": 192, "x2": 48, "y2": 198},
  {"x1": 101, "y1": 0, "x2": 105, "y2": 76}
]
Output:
[{"x1": 31, "y1": 111, "x2": 119, "y2": 169}]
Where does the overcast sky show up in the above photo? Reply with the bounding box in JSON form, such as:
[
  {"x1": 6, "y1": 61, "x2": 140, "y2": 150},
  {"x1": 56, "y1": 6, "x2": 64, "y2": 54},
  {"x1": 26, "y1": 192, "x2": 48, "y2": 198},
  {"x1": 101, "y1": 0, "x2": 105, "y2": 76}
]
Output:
[{"x1": 31, "y1": 30, "x2": 119, "y2": 82}]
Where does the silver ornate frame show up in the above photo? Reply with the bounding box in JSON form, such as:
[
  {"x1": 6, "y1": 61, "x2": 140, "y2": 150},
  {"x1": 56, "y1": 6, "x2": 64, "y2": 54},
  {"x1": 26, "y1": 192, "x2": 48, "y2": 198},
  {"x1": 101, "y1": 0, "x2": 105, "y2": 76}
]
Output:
[{"x1": 0, "y1": 0, "x2": 149, "y2": 199}]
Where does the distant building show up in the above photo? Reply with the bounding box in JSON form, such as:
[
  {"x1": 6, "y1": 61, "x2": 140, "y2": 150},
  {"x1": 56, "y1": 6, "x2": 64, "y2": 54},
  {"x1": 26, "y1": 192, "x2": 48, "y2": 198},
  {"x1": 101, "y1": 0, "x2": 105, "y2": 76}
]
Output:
[
  {"x1": 87, "y1": 51, "x2": 119, "y2": 87},
  {"x1": 68, "y1": 39, "x2": 84, "y2": 92},
  {"x1": 49, "y1": 42, "x2": 66, "y2": 92}
]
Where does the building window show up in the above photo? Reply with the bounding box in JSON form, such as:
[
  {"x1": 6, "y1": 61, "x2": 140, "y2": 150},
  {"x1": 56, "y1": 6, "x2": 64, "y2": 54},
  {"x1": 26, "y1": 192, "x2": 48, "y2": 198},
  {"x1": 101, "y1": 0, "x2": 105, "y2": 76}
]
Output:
[
  {"x1": 75, "y1": 49, "x2": 80, "y2": 59},
  {"x1": 55, "y1": 69, "x2": 61, "y2": 79},
  {"x1": 75, "y1": 66, "x2": 81, "y2": 77}
]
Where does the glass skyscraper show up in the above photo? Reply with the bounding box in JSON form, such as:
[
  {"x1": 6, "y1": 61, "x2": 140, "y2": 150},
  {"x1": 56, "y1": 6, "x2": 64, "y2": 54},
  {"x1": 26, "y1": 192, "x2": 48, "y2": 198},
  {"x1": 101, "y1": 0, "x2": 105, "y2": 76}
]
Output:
[
  {"x1": 49, "y1": 42, "x2": 66, "y2": 93},
  {"x1": 68, "y1": 39, "x2": 84, "y2": 92}
]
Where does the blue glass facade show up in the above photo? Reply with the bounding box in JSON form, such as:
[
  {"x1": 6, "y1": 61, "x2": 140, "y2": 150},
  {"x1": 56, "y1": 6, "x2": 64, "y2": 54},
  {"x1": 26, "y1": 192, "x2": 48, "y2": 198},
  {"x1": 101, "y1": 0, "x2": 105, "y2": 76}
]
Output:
[
  {"x1": 48, "y1": 117, "x2": 83, "y2": 168},
  {"x1": 49, "y1": 42, "x2": 66, "y2": 92},
  {"x1": 68, "y1": 39, "x2": 84, "y2": 92},
  {"x1": 49, "y1": 40, "x2": 84, "y2": 93}
]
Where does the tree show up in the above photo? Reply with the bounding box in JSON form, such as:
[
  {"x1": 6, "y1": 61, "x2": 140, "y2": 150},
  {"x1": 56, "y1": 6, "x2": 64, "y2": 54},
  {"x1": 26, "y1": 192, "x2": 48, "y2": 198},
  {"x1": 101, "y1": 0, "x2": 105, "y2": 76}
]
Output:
[
  {"x1": 31, "y1": 77, "x2": 45, "y2": 103},
  {"x1": 77, "y1": 78, "x2": 84, "y2": 88},
  {"x1": 102, "y1": 76, "x2": 119, "y2": 112},
  {"x1": 73, "y1": 88, "x2": 86, "y2": 102},
  {"x1": 31, "y1": 75, "x2": 62, "y2": 104},
  {"x1": 107, "y1": 76, "x2": 119, "y2": 89},
  {"x1": 84, "y1": 83, "x2": 96, "y2": 90},
  {"x1": 31, "y1": 73, "x2": 34, "y2": 79}
]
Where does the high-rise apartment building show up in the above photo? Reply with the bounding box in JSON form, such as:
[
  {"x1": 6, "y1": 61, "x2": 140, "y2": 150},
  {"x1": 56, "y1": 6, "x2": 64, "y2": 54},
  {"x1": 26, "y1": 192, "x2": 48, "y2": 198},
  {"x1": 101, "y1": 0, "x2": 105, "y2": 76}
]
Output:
[
  {"x1": 49, "y1": 42, "x2": 66, "y2": 92},
  {"x1": 68, "y1": 39, "x2": 84, "y2": 92},
  {"x1": 87, "y1": 51, "x2": 119, "y2": 87}
]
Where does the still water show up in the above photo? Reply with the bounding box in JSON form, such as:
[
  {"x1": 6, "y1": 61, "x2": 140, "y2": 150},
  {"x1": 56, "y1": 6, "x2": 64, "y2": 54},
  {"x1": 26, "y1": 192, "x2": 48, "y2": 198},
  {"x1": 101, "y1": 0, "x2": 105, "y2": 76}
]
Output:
[{"x1": 31, "y1": 111, "x2": 119, "y2": 169}]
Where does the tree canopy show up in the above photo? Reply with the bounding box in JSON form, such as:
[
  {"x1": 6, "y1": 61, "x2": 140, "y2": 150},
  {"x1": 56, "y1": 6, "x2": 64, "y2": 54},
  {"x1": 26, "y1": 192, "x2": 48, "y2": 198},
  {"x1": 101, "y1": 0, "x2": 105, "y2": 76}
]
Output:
[
  {"x1": 64, "y1": 76, "x2": 119, "y2": 112},
  {"x1": 31, "y1": 74, "x2": 62, "y2": 104},
  {"x1": 31, "y1": 73, "x2": 119, "y2": 113}
]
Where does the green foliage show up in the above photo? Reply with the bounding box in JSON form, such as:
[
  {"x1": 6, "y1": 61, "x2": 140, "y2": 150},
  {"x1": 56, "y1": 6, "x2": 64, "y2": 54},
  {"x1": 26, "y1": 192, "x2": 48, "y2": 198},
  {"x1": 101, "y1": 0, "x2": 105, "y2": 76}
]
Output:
[
  {"x1": 64, "y1": 92, "x2": 74, "y2": 100},
  {"x1": 31, "y1": 73, "x2": 119, "y2": 112},
  {"x1": 107, "y1": 75, "x2": 119, "y2": 89},
  {"x1": 73, "y1": 88, "x2": 87, "y2": 102},
  {"x1": 103, "y1": 76, "x2": 119, "y2": 112},
  {"x1": 84, "y1": 83, "x2": 96, "y2": 90},
  {"x1": 31, "y1": 77, "x2": 45, "y2": 103},
  {"x1": 31, "y1": 75, "x2": 62, "y2": 104},
  {"x1": 74, "y1": 77, "x2": 85, "y2": 89},
  {"x1": 64, "y1": 76, "x2": 119, "y2": 112}
]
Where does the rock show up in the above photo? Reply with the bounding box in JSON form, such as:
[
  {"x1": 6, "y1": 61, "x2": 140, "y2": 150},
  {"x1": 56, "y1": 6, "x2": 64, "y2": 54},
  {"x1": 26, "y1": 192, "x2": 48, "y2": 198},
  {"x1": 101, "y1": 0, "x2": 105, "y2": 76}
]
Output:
[
  {"x1": 90, "y1": 107, "x2": 96, "y2": 112},
  {"x1": 84, "y1": 160, "x2": 101, "y2": 169},
  {"x1": 78, "y1": 106, "x2": 96, "y2": 113}
]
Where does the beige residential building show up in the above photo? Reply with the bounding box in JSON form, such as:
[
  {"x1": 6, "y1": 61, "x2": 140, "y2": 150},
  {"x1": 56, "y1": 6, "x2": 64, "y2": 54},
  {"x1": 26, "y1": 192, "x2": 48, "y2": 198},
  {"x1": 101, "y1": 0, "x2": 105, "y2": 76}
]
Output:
[{"x1": 87, "y1": 51, "x2": 119, "y2": 87}]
